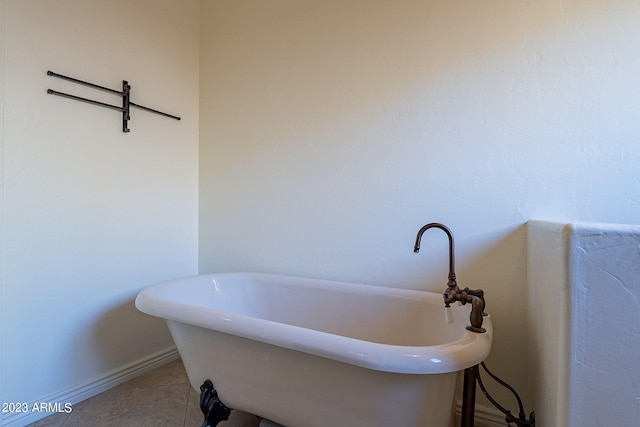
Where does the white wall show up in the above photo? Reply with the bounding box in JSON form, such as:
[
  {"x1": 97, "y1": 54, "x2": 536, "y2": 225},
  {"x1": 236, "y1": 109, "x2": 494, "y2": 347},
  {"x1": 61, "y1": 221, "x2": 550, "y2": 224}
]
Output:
[
  {"x1": 527, "y1": 221, "x2": 571, "y2": 427},
  {"x1": 528, "y1": 221, "x2": 640, "y2": 427},
  {"x1": 0, "y1": 1, "x2": 199, "y2": 425},
  {"x1": 0, "y1": 0, "x2": 6, "y2": 420},
  {"x1": 565, "y1": 223, "x2": 640, "y2": 426},
  {"x1": 199, "y1": 0, "x2": 640, "y2": 418}
]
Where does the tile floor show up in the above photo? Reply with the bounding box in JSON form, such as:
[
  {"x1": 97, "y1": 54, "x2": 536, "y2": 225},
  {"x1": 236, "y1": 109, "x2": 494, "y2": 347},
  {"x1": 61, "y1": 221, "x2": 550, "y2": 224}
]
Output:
[{"x1": 27, "y1": 359, "x2": 262, "y2": 427}]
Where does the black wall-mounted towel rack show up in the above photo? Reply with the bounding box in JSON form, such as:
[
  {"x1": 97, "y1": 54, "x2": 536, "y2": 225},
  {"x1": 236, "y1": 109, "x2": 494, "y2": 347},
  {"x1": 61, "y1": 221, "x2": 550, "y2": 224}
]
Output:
[{"x1": 46, "y1": 70, "x2": 181, "y2": 133}]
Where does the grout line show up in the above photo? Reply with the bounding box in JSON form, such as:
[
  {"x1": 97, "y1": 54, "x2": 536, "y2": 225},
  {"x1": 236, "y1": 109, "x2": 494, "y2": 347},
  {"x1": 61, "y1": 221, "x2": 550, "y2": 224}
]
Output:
[{"x1": 183, "y1": 386, "x2": 193, "y2": 427}]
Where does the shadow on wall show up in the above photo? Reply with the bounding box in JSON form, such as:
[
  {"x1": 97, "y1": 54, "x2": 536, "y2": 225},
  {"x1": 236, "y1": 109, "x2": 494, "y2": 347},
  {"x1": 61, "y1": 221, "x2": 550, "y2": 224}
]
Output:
[
  {"x1": 458, "y1": 225, "x2": 530, "y2": 410},
  {"x1": 461, "y1": 225, "x2": 528, "y2": 344},
  {"x1": 85, "y1": 299, "x2": 173, "y2": 374}
]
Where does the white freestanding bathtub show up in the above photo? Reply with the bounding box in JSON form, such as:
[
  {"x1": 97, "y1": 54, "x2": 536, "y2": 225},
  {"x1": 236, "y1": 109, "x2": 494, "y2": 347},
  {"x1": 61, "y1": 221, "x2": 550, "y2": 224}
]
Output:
[{"x1": 135, "y1": 273, "x2": 492, "y2": 427}]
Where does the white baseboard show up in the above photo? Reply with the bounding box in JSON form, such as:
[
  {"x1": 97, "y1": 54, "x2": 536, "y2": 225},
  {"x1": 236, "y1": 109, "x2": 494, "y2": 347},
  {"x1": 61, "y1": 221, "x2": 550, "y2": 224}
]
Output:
[
  {"x1": 453, "y1": 399, "x2": 507, "y2": 427},
  {"x1": 3, "y1": 346, "x2": 179, "y2": 427}
]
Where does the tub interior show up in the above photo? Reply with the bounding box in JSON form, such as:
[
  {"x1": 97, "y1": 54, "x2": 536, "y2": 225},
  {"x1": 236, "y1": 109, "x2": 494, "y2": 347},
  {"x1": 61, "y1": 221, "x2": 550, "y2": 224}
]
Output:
[{"x1": 150, "y1": 273, "x2": 471, "y2": 347}]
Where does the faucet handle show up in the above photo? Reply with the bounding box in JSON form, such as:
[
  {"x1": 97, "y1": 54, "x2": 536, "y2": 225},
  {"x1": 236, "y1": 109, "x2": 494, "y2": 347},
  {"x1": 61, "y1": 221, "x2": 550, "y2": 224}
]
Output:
[{"x1": 464, "y1": 287, "x2": 487, "y2": 316}]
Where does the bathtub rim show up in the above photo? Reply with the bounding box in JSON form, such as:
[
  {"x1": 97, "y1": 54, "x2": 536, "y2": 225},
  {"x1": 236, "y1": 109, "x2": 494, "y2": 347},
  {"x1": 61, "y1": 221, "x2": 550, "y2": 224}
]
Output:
[{"x1": 135, "y1": 272, "x2": 492, "y2": 374}]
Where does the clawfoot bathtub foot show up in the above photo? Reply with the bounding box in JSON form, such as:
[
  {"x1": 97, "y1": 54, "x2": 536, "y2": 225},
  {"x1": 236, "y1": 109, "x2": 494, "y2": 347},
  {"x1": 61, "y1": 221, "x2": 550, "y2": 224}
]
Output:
[{"x1": 199, "y1": 379, "x2": 232, "y2": 427}]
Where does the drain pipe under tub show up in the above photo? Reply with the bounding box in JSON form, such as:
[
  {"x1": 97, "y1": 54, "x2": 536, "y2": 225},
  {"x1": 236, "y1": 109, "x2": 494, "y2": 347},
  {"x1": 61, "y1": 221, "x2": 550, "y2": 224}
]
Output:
[{"x1": 461, "y1": 366, "x2": 478, "y2": 427}]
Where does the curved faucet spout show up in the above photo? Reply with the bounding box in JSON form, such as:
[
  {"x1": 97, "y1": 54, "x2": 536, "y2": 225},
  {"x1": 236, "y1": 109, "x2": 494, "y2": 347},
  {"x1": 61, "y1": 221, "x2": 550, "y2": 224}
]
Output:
[
  {"x1": 413, "y1": 222, "x2": 487, "y2": 333},
  {"x1": 413, "y1": 222, "x2": 456, "y2": 286}
]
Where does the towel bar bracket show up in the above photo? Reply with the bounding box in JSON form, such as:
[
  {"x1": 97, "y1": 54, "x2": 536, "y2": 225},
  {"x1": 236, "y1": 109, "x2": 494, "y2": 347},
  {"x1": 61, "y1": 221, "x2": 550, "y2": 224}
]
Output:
[{"x1": 122, "y1": 80, "x2": 131, "y2": 133}]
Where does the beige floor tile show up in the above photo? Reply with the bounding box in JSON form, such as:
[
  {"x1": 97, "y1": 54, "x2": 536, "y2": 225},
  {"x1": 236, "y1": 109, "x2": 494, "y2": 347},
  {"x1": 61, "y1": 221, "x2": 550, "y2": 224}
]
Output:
[
  {"x1": 63, "y1": 383, "x2": 190, "y2": 426},
  {"x1": 185, "y1": 386, "x2": 205, "y2": 426},
  {"x1": 27, "y1": 359, "x2": 264, "y2": 427},
  {"x1": 124, "y1": 359, "x2": 190, "y2": 390},
  {"x1": 223, "y1": 411, "x2": 263, "y2": 427},
  {"x1": 26, "y1": 411, "x2": 69, "y2": 427}
]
